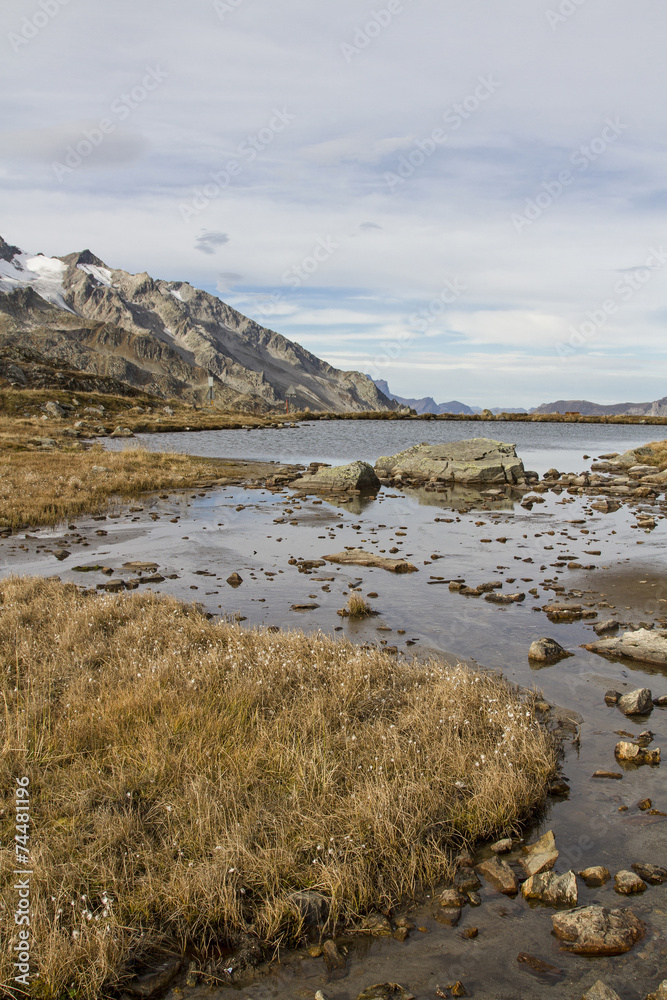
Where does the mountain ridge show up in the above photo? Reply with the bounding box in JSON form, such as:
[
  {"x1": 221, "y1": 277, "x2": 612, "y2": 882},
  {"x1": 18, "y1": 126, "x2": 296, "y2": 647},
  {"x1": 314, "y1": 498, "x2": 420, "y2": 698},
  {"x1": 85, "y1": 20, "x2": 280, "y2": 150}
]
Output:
[{"x1": 0, "y1": 236, "x2": 397, "y2": 413}]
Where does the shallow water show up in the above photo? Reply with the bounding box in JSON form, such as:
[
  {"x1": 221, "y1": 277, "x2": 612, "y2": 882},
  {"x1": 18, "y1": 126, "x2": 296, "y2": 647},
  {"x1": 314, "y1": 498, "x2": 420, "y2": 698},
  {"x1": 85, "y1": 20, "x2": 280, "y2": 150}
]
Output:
[
  {"x1": 104, "y1": 416, "x2": 653, "y2": 478},
  {"x1": 5, "y1": 422, "x2": 667, "y2": 999}
]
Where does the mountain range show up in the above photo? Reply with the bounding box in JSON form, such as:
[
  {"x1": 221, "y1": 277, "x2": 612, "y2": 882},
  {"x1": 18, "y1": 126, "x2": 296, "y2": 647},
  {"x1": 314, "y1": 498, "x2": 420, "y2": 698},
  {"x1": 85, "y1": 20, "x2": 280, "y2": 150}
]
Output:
[
  {"x1": 374, "y1": 380, "x2": 667, "y2": 417},
  {"x1": 0, "y1": 237, "x2": 396, "y2": 413}
]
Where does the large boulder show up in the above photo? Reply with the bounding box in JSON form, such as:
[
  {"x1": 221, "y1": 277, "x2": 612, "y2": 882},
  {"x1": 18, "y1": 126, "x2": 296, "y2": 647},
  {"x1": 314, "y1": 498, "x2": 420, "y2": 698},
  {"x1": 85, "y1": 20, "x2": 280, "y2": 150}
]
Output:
[
  {"x1": 293, "y1": 460, "x2": 380, "y2": 493},
  {"x1": 584, "y1": 629, "x2": 667, "y2": 667},
  {"x1": 551, "y1": 905, "x2": 645, "y2": 955},
  {"x1": 374, "y1": 438, "x2": 526, "y2": 485}
]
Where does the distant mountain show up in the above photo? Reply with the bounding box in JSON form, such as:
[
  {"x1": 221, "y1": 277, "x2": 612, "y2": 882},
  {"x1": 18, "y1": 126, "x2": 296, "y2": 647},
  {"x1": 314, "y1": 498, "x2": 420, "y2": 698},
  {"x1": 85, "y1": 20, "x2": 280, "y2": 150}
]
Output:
[
  {"x1": 0, "y1": 236, "x2": 397, "y2": 413},
  {"x1": 372, "y1": 379, "x2": 478, "y2": 415},
  {"x1": 533, "y1": 398, "x2": 667, "y2": 416},
  {"x1": 372, "y1": 379, "x2": 528, "y2": 416}
]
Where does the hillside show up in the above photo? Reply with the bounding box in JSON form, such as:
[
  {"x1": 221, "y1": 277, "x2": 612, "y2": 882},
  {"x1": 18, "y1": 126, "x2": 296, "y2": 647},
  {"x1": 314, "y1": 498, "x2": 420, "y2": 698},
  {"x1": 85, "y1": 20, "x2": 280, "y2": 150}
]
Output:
[{"x1": 0, "y1": 237, "x2": 396, "y2": 413}]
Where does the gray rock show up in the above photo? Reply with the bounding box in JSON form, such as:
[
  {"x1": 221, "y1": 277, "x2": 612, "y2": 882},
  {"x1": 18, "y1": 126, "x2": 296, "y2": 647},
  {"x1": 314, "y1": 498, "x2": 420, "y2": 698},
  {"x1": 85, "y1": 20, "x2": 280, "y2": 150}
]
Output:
[
  {"x1": 551, "y1": 905, "x2": 645, "y2": 955},
  {"x1": 288, "y1": 889, "x2": 330, "y2": 929},
  {"x1": 528, "y1": 637, "x2": 571, "y2": 661},
  {"x1": 293, "y1": 460, "x2": 380, "y2": 493},
  {"x1": 646, "y1": 981, "x2": 667, "y2": 1000},
  {"x1": 584, "y1": 629, "x2": 667, "y2": 666},
  {"x1": 521, "y1": 869, "x2": 578, "y2": 907},
  {"x1": 374, "y1": 438, "x2": 526, "y2": 485},
  {"x1": 111, "y1": 426, "x2": 135, "y2": 438},
  {"x1": 324, "y1": 549, "x2": 418, "y2": 574},
  {"x1": 593, "y1": 619, "x2": 618, "y2": 635},
  {"x1": 490, "y1": 837, "x2": 513, "y2": 853},
  {"x1": 44, "y1": 400, "x2": 66, "y2": 418},
  {"x1": 618, "y1": 687, "x2": 653, "y2": 715}
]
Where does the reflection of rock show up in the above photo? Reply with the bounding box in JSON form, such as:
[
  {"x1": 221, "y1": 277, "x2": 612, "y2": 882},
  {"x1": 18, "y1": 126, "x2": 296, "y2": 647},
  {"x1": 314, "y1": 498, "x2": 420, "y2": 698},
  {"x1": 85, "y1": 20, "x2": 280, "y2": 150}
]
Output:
[
  {"x1": 293, "y1": 461, "x2": 380, "y2": 493},
  {"x1": 324, "y1": 549, "x2": 418, "y2": 574},
  {"x1": 521, "y1": 870, "x2": 577, "y2": 907},
  {"x1": 528, "y1": 637, "x2": 571, "y2": 661},
  {"x1": 518, "y1": 830, "x2": 559, "y2": 878},
  {"x1": 584, "y1": 629, "x2": 667, "y2": 666},
  {"x1": 375, "y1": 438, "x2": 526, "y2": 485},
  {"x1": 551, "y1": 905, "x2": 645, "y2": 955}
]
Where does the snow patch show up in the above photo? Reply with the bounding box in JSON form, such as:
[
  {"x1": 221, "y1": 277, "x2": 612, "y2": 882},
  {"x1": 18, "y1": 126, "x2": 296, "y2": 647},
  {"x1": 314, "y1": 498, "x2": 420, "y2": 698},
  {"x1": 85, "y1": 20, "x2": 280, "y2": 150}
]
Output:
[
  {"x1": 0, "y1": 251, "x2": 74, "y2": 312},
  {"x1": 77, "y1": 263, "x2": 113, "y2": 287},
  {"x1": 169, "y1": 287, "x2": 185, "y2": 302}
]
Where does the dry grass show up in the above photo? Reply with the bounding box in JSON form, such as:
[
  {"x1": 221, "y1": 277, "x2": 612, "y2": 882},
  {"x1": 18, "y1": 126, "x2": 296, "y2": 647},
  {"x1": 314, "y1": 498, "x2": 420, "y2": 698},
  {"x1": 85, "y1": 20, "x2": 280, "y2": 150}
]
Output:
[
  {"x1": 342, "y1": 593, "x2": 376, "y2": 618},
  {"x1": 644, "y1": 440, "x2": 667, "y2": 468},
  {"x1": 0, "y1": 577, "x2": 558, "y2": 999},
  {"x1": 0, "y1": 445, "x2": 275, "y2": 530}
]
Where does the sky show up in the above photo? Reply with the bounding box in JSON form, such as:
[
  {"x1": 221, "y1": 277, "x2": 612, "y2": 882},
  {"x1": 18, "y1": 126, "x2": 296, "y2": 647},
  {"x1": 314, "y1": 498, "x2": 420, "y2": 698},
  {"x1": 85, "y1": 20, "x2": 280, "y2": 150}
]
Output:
[{"x1": 2, "y1": 0, "x2": 667, "y2": 408}]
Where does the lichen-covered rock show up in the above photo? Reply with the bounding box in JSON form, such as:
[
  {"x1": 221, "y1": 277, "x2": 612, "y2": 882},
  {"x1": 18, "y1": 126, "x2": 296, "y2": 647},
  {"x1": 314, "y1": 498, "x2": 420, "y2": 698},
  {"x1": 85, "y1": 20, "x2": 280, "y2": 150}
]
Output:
[
  {"x1": 521, "y1": 869, "x2": 577, "y2": 907},
  {"x1": 615, "y1": 741, "x2": 660, "y2": 765},
  {"x1": 581, "y1": 982, "x2": 622, "y2": 1000},
  {"x1": 584, "y1": 629, "x2": 667, "y2": 667},
  {"x1": 293, "y1": 460, "x2": 380, "y2": 493},
  {"x1": 617, "y1": 687, "x2": 653, "y2": 715},
  {"x1": 374, "y1": 438, "x2": 526, "y2": 485},
  {"x1": 552, "y1": 905, "x2": 645, "y2": 955},
  {"x1": 528, "y1": 637, "x2": 571, "y2": 661},
  {"x1": 476, "y1": 857, "x2": 518, "y2": 894},
  {"x1": 518, "y1": 830, "x2": 559, "y2": 877},
  {"x1": 579, "y1": 867, "x2": 610, "y2": 887},
  {"x1": 614, "y1": 870, "x2": 647, "y2": 895}
]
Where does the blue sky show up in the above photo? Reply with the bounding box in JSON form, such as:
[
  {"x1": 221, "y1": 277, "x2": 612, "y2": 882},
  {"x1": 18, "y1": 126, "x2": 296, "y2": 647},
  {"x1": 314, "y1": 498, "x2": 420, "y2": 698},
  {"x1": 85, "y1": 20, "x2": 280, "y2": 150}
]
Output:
[{"x1": 2, "y1": 0, "x2": 667, "y2": 407}]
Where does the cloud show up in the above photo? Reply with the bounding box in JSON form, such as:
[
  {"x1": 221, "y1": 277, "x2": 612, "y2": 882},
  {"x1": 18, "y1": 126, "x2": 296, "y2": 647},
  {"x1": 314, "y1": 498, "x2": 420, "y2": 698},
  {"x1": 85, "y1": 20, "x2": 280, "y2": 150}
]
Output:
[
  {"x1": 194, "y1": 231, "x2": 230, "y2": 255},
  {"x1": 216, "y1": 271, "x2": 243, "y2": 293}
]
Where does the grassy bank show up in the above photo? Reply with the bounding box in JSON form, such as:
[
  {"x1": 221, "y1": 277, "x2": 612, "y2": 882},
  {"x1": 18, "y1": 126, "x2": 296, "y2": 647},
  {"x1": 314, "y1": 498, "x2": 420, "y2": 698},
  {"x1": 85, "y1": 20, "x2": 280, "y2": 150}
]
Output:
[
  {"x1": 0, "y1": 577, "x2": 558, "y2": 999},
  {"x1": 0, "y1": 445, "x2": 289, "y2": 530}
]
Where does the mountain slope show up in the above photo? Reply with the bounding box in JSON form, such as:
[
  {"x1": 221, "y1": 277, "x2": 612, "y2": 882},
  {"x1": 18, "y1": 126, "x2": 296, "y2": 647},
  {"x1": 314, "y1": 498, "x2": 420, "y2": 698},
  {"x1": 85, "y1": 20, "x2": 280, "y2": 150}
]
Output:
[
  {"x1": 532, "y1": 398, "x2": 667, "y2": 416},
  {"x1": 372, "y1": 378, "x2": 479, "y2": 415},
  {"x1": 0, "y1": 237, "x2": 396, "y2": 413}
]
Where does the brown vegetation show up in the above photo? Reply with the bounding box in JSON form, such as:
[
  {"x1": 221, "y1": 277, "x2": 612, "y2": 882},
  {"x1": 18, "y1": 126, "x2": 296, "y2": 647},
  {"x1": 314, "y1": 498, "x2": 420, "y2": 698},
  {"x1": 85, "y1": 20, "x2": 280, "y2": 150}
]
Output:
[
  {"x1": 0, "y1": 444, "x2": 278, "y2": 530},
  {"x1": 0, "y1": 577, "x2": 558, "y2": 998},
  {"x1": 643, "y1": 440, "x2": 667, "y2": 469}
]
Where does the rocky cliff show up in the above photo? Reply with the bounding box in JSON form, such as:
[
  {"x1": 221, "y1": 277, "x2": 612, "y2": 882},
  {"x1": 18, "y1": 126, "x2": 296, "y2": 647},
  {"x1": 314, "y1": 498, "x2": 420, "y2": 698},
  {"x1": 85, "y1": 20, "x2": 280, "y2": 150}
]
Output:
[{"x1": 0, "y1": 237, "x2": 396, "y2": 413}]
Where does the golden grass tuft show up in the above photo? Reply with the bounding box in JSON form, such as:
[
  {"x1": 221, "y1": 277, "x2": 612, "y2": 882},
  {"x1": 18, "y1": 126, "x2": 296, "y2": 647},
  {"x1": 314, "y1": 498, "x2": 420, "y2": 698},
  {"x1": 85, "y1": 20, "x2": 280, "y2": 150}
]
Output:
[
  {"x1": 644, "y1": 439, "x2": 667, "y2": 469},
  {"x1": 0, "y1": 577, "x2": 558, "y2": 998},
  {"x1": 343, "y1": 593, "x2": 376, "y2": 618}
]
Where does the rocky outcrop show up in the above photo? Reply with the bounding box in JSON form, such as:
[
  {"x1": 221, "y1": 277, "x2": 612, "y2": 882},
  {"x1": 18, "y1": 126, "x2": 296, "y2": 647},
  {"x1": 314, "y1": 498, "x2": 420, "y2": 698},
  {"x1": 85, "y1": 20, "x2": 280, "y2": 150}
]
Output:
[
  {"x1": 0, "y1": 238, "x2": 398, "y2": 412},
  {"x1": 375, "y1": 438, "x2": 526, "y2": 485},
  {"x1": 551, "y1": 905, "x2": 645, "y2": 955},
  {"x1": 584, "y1": 629, "x2": 667, "y2": 666},
  {"x1": 292, "y1": 461, "x2": 380, "y2": 493}
]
